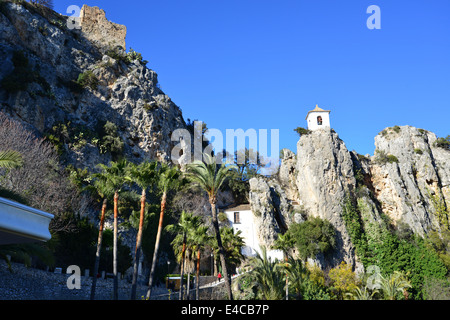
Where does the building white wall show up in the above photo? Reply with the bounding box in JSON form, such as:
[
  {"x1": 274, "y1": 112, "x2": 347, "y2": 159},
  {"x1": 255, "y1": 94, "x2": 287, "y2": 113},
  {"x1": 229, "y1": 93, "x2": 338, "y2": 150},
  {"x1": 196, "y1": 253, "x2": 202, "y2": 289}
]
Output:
[
  {"x1": 306, "y1": 111, "x2": 331, "y2": 131},
  {"x1": 224, "y1": 209, "x2": 283, "y2": 262}
]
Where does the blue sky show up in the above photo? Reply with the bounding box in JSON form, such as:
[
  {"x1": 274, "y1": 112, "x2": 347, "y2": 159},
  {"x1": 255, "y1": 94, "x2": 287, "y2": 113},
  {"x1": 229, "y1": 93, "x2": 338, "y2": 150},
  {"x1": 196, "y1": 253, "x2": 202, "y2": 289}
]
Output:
[{"x1": 55, "y1": 0, "x2": 450, "y2": 156}]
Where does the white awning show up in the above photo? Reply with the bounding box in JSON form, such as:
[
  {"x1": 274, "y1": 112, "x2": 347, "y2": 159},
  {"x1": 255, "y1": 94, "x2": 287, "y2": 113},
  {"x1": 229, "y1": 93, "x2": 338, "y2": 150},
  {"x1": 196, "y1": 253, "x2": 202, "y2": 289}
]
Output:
[{"x1": 0, "y1": 197, "x2": 54, "y2": 245}]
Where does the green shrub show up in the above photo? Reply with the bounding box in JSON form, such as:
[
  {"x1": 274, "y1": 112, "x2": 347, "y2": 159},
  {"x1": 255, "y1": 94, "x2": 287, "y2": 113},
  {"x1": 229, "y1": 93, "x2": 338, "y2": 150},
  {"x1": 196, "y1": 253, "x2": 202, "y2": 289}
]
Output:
[
  {"x1": 105, "y1": 46, "x2": 148, "y2": 66},
  {"x1": 286, "y1": 217, "x2": 336, "y2": 260},
  {"x1": 294, "y1": 127, "x2": 312, "y2": 137},
  {"x1": 98, "y1": 121, "x2": 124, "y2": 156},
  {"x1": 375, "y1": 150, "x2": 399, "y2": 165},
  {"x1": 414, "y1": 148, "x2": 423, "y2": 155},
  {"x1": 434, "y1": 136, "x2": 450, "y2": 151},
  {"x1": 76, "y1": 70, "x2": 98, "y2": 90}
]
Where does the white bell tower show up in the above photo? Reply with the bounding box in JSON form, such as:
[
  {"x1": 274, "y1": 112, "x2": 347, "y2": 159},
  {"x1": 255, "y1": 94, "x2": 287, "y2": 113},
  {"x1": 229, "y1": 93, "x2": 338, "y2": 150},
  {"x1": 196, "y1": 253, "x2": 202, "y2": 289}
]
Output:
[{"x1": 306, "y1": 105, "x2": 331, "y2": 131}]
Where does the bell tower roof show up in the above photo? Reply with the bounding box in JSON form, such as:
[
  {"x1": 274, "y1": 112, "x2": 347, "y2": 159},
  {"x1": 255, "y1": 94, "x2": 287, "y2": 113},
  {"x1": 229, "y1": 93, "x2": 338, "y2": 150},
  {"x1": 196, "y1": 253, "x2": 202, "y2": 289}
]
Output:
[{"x1": 305, "y1": 105, "x2": 331, "y2": 120}]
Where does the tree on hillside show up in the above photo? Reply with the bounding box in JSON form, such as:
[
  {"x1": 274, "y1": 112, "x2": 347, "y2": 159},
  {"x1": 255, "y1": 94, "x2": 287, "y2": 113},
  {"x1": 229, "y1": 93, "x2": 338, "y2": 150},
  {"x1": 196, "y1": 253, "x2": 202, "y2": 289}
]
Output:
[
  {"x1": 226, "y1": 148, "x2": 266, "y2": 204},
  {"x1": 85, "y1": 171, "x2": 113, "y2": 300},
  {"x1": 146, "y1": 164, "x2": 182, "y2": 299},
  {"x1": 190, "y1": 224, "x2": 212, "y2": 300},
  {"x1": 272, "y1": 233, "x2": 295, "y2": 299},
  {"x1": 126, "y1": 161, "x2": 157, "y2": 300},
  {"x1": 95, "y1": 160, "x2": 130, "y2": 300},
  {"x1": 285, "y1": 217, "x2": 336, "y2": 261},
  {"x1": 250, "y1": 246, "x2": 285, "y2": 300},
  {"x1": 165, "y1": 211, "x2": 201, "y2": 300},
  {"x1": 29, "y1": 0, "x2": 54, "y2": 10},
  {"x1": 184, "y1": 154, "x2": 238, "y2": 300}
]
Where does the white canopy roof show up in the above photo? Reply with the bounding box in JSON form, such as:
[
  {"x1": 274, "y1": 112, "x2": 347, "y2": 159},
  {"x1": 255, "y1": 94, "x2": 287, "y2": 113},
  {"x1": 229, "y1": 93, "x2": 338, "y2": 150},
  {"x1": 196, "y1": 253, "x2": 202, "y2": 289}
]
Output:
[{"x1": 0, "y1": 197, "x2": 54, "y2": 245}]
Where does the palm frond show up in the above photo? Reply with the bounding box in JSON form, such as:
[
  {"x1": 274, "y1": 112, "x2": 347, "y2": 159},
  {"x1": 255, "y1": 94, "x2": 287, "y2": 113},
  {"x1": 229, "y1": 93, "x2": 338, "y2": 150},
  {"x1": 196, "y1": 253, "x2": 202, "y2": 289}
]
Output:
[{"x1": 0, "y1": 150, "x2": 23, "y2": 169}]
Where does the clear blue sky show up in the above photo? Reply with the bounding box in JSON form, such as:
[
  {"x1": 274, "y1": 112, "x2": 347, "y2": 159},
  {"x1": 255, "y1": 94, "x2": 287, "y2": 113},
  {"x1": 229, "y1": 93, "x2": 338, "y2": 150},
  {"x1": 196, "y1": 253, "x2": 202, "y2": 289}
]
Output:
[{"x1": 55, "y1": 0, "x2": 450, "y2": 156}]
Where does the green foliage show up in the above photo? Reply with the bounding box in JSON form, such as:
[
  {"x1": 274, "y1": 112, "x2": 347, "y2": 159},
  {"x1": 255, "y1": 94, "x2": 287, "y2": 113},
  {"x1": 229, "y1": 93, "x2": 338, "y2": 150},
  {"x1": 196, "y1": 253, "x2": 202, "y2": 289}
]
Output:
[
  {"x1": 341, "y1": 193, "x2": 448, "y2": 299},
  {"x1": 374, "y1": 149, "x2": 399, "y2": 164},
  {"x1": 328, "y1": 261, "x2": 360, "y2": 299},
  {"x1": 341, "y1": 196, "x2": 370, "y2": 265},
  {"x1": 105, "y1": 46, "x2": 148, "y2": 66},
  {"x1": 226, "y1": 148, "x2": 265, "y2": 204},
  {"x1": 434, "y1": 135, "x2": 450, "y2": 151},
  {"x1": 285, "y1": 217, "x2": 336, "y2": 260},
  {"x1": 428, "y1": 191, "x2": 450, "y2": 228},
  {"x1": 76, "y1": 70, "x2": 99, "y2": 90},
  {"x1": 44, "y1": 120, "x2": 124, "y2": 158},
  {"x1": 414, "y1": 148, "x2": 423, "y2": 155},
  {"x1": 47, "y1": 216, "x2": 131, "y2": 275},
  {"x1": 0, "y1": 149, "x2": 23, "y2": 169},
  {"x1": 0, "y1": 242, "x2": 54, "y2": 271},
  {"x1": 425, "y1": 229, "x2": 450, "y2": 271},
  {"x1": 293, "y1": 127, "x2": 312, "y2": 137},
  {"x1": 98, "y1": 121, "x2": 124, "y2": 156},
  {"x1": 247, "y1": 246, "x2": 285, "y2": 300}
]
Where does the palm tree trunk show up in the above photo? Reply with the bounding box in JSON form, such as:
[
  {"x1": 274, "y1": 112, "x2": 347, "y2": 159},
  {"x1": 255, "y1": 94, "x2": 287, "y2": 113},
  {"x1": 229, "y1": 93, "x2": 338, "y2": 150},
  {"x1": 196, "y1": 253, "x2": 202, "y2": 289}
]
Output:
[
  {"x1": 196, "y1": 249, "x2": 201, "y2": 300},
  {"x1": 146, "y1": 192, "x2": 167, "y2": 299},
  {"x1": 210, "y1": 201, "x2": 233, "y2": 300},
  {"x1": 187, "y1": 271, "x2": 191, "y2": 300},
  {"x1": 284, "y1": 254, "x2": 288, "y2": 300},
  {"x1": 90, "y1": 198, "x2": 107, "y2": 300},
  {"x1": 131, "y1": 189, "x2": 146, "y2": 300},
  {"x1": 179, "y1": 236, "x2": 186, "y2": 300},
  {"x1": 113, "y1": 191, "x2": 119, "y2": 300},
  {"x1": 213, "y1": 254, "x2": 218, "y2": 276}
]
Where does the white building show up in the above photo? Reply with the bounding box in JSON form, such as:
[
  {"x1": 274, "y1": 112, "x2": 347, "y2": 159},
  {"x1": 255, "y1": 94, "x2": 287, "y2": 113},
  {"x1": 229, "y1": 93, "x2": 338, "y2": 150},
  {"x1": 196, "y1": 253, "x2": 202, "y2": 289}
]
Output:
[
  {"x1": 306, "y1": 105, "x2": 331, "y2": 131},
  {"x1": 224, "y1": 204, "x2": 283, "y2": 262}
]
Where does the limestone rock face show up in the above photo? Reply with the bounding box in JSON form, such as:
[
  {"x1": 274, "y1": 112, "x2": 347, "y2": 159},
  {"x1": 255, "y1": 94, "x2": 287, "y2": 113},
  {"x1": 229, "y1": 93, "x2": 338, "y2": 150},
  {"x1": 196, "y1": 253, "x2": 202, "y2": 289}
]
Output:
[
  {"x1": 80, "y1": 5, "x2": 127, "y2": 50},
  {"x1": 0, "y1": 1, "x2": 186, "y2": 171},
  {"x1": 295, "y1": 129, "x2": 357, "y2": 267},
  {"x1": 370, "y1": 126, "x2": 450, "y2": 235},
  {"x1": 249, "y1": 177, "x2": 282, "y2": 249},
  {"x1": 278, "y1": 148, "x2": 297, "y2": 200},
  {"x1": 248, "y1": 177, "x2": 293, "y2": 249}
]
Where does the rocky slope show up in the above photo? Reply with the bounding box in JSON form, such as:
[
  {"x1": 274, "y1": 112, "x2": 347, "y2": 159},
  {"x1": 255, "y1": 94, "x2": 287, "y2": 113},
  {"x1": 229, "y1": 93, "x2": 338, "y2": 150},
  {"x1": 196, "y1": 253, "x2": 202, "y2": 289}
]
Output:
[
  {"x1": 0, "y1": 1, "x2": 186, "y2": 170},
  {"x1": 250, "y1": 126, "x2": 450, "y2": 270}
]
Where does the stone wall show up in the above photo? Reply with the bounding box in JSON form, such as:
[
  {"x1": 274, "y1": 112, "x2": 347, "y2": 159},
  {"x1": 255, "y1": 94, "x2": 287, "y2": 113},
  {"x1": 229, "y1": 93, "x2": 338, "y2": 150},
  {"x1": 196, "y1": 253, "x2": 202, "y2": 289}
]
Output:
[{"x1": 80, "y1": 4, "x2": 127, "y2": 50}]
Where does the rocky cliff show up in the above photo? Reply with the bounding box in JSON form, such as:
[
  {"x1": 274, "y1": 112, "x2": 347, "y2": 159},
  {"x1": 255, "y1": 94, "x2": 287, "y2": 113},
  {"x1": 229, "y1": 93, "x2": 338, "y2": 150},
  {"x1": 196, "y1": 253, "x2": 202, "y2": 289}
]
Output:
[
  {"x1": 250, "y1": 126, "x2": 450, "y2": 270},
  {"x1": 0, "y1": 1, "x2": 186, "y2": 171}
]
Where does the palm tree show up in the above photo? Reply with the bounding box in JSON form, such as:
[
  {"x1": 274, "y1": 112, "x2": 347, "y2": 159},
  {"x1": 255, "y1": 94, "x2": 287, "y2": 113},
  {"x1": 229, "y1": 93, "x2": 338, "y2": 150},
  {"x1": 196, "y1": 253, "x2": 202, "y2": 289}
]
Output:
[
  {"x1": 379, "y1": 271, "x2": 412, "y2": 300},
  {"x1": 96, "y1": 159, "x2": 130, "y2": 300},
  {"x1": 184, "y1": 154, "x2": 237, "y2": 300},
  {"x1": 127, "y1": 161, "x2": 157, "y2": 300},
  {"x1": 0, "y1": 150, "x2": 23, "y2": 169},
  {"x1": 251, "y1": 246, "x2": 285, "y2": 300},
  {"x1": 146, "y1": 163, "x2": 182, "y2": 299},
  {"x1": 217, "y1": 226, "x2": 244, "y2": 273},
  {"x1": 86, "y1": 171, "x2": 113, "y2": 300},
  {"x1": 166, "y1": 211, "x2": 200, "y2": 300},
  {"x1": 190, "y1": 224, "x2": 212, "y2": 300},
  {"x1": 272, "y1": 233, "x2": 294, "y2": 300},
  {"x1": 345, "y1": 285, "x2": 379, "y2": 300},
  {"x1": 283, "y1": 257, "x2": 308, "y2": 299}
]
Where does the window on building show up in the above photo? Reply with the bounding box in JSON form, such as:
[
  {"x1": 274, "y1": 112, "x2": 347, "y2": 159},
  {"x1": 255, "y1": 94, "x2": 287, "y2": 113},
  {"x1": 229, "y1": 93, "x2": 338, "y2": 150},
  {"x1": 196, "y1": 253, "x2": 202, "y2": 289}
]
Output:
[
  {"x1": 234, "y1": 212, "x2": 240, "y2": 224},
  {"x1": 317, "y1": 116, "x2": 323, "y2": 125}
]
